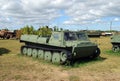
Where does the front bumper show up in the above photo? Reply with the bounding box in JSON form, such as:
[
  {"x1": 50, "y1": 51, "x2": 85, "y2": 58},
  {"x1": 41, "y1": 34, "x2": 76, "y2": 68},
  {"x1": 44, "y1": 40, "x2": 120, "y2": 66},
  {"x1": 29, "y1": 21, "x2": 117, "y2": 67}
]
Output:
[{"x1": 73, "y1": 46, "x2": 97, "y2": 58}]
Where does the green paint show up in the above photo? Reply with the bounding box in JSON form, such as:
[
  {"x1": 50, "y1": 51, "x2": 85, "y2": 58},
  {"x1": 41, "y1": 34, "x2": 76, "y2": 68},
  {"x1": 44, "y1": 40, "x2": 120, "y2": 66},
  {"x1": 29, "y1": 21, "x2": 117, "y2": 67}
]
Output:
[
  {"x1": 27, "y1": 48, "x2": 32, "y2": 56},
  {"x1": 22, "y1": 47, "x2": 27, "y2": 55},
  {"x1": 38, "y1": 50, "x2": 44, "y2": 59},
  {"x1": 52, "y1": 53, "x2": 60, "y2": 64},
  {"x1": 44, "y1": 51, "x2": 52, "y2": 61},
  {"x1": 32, "y1": 49, "x2": 38, "y2": 58}
]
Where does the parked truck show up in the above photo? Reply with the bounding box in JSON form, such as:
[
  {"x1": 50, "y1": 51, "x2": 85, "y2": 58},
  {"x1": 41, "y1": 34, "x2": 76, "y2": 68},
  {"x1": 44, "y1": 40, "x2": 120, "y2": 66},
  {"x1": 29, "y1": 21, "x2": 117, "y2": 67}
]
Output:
[{"x1": 0, "y1": 30, "x2": 16, "y2": 39}]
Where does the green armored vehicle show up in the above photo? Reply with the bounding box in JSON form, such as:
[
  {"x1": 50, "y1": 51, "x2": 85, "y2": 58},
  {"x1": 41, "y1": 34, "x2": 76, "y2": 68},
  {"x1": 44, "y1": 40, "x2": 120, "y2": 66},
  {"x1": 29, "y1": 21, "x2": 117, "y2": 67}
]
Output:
[
  {"x1": 111, "y1": 33, "x2": 120, "y2": 52},
  {"x1": 20, "y1": 31, "x2": 100, "y2": 64}
]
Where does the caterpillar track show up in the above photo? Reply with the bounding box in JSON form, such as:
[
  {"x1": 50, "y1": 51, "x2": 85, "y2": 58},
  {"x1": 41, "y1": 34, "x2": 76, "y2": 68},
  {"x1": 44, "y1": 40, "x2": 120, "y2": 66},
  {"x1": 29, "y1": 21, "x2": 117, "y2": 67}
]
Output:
[{"x1": 21, "y1": 45, "x2": 72, "y2": 64}]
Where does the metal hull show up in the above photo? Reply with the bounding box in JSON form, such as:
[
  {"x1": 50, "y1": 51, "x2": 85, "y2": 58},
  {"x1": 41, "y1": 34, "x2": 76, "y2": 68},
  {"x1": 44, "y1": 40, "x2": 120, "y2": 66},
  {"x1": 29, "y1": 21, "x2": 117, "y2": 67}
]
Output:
[{"x1": 74, "y1": 46, "x2": 97, "y2": 59}]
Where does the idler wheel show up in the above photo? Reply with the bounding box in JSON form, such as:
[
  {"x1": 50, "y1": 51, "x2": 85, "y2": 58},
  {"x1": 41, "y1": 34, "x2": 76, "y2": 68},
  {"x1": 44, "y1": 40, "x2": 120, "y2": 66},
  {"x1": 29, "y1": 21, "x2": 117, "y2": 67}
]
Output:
[
  {"x1": 91, "y1": 48, "x2": 100, "y2": 58},
  {"x1": 60, "y1": 51, "x2": 67, "y2": 64}
]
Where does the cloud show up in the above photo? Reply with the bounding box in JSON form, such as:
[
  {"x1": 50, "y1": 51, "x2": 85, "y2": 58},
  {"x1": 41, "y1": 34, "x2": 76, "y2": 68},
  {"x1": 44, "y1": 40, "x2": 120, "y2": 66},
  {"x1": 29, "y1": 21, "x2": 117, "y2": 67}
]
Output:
[
  {"x1": 114, "y1": 18, "x2": 119, "y2": 21},
  {"x1": 0, "y1": 0, "x2": 63, "y2": 26},
  {"x1": 64, "y1": 0, "x2": 120, "y2": 24},
  {"x1": 0, "y1": 0, "x2": 120, "y2": 29}
]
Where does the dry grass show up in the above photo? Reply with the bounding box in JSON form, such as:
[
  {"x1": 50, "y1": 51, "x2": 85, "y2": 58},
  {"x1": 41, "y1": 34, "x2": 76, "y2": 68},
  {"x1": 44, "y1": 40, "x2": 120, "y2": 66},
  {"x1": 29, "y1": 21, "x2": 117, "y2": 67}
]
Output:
[{"x1": 0, "y1": 37, "x2": 120, "y2": 81}]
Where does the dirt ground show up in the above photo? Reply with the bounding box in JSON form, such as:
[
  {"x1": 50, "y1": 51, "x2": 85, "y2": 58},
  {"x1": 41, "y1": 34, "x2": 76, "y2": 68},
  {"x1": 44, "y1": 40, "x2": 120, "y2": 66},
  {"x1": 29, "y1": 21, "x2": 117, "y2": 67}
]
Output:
[{"x1": 0, "y1": 37, "x2": 120, "y2": 81}]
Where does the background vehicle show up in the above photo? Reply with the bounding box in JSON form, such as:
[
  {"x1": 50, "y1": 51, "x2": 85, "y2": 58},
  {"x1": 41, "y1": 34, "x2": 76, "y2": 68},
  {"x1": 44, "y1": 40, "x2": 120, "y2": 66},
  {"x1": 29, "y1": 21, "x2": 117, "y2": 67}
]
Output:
[
  {"x1": 0, "y1": 30, "x2": 16, "y2": 39},
  {"x1": 111, "y1": 33, "x2": 120, "y2": 52}
]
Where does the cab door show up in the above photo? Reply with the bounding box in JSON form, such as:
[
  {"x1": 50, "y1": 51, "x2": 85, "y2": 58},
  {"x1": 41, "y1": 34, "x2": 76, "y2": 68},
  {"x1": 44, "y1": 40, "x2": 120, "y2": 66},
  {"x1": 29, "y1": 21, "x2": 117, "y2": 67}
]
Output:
[{"x1": 49, "y1": 32, "x2": 63, "y2": 46}]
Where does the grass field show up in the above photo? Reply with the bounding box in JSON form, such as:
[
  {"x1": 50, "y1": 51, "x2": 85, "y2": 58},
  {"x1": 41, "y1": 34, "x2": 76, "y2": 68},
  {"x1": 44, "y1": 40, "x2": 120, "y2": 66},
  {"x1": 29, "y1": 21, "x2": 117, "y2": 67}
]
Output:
[{"x1": 0, "y1": 37, "x2": 120, "y2": 81}]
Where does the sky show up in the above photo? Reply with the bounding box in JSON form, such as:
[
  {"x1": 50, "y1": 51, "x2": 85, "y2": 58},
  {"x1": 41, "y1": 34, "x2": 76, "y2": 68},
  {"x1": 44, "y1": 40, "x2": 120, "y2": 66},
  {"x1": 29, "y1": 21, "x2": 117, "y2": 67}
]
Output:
[{"x1": 0, "y1": 0, "x2": 120, "y2": 31}]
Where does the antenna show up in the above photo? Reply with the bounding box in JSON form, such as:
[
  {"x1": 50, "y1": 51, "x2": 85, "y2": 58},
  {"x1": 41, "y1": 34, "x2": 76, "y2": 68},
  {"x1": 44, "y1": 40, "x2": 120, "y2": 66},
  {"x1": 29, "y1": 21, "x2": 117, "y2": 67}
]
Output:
[{"x1": 110, "y1": 21, "x2": 112, "y2": 31}]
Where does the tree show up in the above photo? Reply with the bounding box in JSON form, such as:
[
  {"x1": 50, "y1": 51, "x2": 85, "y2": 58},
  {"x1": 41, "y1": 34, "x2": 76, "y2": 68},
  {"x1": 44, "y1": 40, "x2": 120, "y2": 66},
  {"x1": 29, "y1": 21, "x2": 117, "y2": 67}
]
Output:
[
  {"x1": 21, "y1": 25, "x2": 35, "y2": 35},
  {"x1": 60, "y1": 28, "x2": 63, "y2": 31},
  {"x1": 53, "y1": 26, "x2": 60, "y2": 31},
  {"x1": 38, "y1": 26, "x2": 52, "y2": 37},
  {"x1": 29, "y1": 25, "x2": 34, "y2": 34},
  {"x1": 53, "y1": 26, "x2": 57, "y2": 31},
  {"x1": 21, "y1": 25, "x2": 53, "y2": 36}
]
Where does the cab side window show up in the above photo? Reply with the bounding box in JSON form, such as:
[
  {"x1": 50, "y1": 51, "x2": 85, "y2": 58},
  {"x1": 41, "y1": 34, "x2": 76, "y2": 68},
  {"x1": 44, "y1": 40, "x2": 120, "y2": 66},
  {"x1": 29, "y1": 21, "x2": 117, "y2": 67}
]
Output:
[
  {"x1": 64, "y1": 32, "x2": 77, "y2": 41},
  {"x1": 53, "y1": 33, "x2": 59, "y2": 40}
]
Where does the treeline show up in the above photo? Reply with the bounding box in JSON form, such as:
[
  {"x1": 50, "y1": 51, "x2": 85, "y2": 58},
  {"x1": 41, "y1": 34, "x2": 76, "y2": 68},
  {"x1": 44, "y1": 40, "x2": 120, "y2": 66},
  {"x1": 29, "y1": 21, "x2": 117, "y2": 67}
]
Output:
[
  {"x1": 20, "y1": 25, "x2": 63, "y2": 37},
  {"x1": 1, "y1": 25, "x2": 118, "y2": 38},
  {"x1": 0, "y1": 25, "x2": 64, "y2": 39}
]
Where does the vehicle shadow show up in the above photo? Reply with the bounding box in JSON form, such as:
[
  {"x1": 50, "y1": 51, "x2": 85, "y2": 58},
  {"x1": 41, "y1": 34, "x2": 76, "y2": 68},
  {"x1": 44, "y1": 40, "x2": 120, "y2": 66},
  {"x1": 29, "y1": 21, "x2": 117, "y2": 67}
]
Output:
[
  {"x1": 69, "y1": 56, "x2": 107, "y2": 67},
  {"x1": 0, "y1": 48, "x2": 10, "y2": 55}
]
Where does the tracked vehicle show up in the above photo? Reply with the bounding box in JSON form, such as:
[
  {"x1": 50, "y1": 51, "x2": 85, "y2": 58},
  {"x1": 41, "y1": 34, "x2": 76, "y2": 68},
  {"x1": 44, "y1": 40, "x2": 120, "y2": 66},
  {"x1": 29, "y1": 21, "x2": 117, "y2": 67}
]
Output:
[
  {"x1": 111, "y1": 33, "x2": 120, "y2": 52},
  {"x1": 20, "y1": 31, "x2": 100, "y2": 64}
]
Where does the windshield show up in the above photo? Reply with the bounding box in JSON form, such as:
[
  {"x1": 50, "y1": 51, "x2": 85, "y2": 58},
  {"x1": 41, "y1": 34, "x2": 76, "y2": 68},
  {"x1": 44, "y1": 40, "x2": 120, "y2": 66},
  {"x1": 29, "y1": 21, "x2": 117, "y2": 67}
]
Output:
[
  {"x1": 76, "y1": 32, "x2": 89, "y2": 40},
  {"x1": 64, "y1": 32, "x2": 77, "y2": 41}
]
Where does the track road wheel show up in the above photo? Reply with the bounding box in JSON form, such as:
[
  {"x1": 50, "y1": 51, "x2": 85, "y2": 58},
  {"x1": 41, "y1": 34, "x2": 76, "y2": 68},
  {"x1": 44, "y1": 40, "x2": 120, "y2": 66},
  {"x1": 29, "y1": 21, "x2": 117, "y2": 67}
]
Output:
[
  {"x1": 27, "y1": 48, "x2": 32, "y2": 56},
  {"x1": 21, "y1": 47, "x2": 27, "y2": 55},
  {"x1": 52, "y1": 52, "x2": 60, "y2": 64},
  {"x1": 60, "y1": 51, "x2": 68, "y2": 64},
  {"x1": 38, "y1": 50, "x2": 44, "y2": 59},
  {"x1": 112, "y1": 46, "x2": 120, "y2": 52},
  {"x1": 44, "y1": 51, "x2": 52, "y2": 61},
  {"x1": 32, "y1": 49, "x2": 38, "y2": 58}
]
